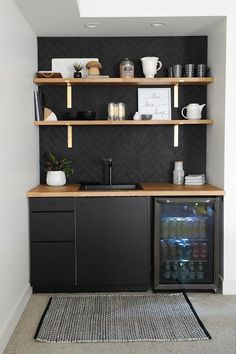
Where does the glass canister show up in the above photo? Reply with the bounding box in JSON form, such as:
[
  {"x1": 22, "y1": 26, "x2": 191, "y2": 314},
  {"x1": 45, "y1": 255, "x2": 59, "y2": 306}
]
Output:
[
  {"x1": 117, "y1": 102, "x2": 126, "y2": 120},
  {"x1": 108, "y1": 102, "x2": 126, "y2": 120},
  {"x1": 119, "y1": 58, "x2": 134, "y2": 78},
  {"x1": 173, "y1": 161, "x2": 185, "y2": 185},
  {"x1": 108, "y1": 102, "x2": 117, "y2": 120}
]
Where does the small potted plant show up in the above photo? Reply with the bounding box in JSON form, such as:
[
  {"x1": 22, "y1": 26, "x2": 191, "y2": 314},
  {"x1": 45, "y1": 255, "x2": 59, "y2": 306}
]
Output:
[
  {"x1": 73, "y1": 62, "x2": 84, "y2": 78},
  {"x1": 45, "y1": 152, "x2": 74, "y2": 186}
]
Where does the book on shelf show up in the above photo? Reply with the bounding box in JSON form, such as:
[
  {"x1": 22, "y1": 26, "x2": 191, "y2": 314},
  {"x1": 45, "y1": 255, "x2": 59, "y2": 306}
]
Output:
[{"x1": 33, "y1": 91, "x2": 44, "y2": 121}]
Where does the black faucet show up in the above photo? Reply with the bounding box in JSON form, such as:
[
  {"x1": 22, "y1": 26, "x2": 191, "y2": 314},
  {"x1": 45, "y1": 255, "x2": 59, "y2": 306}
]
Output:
[
  {"x1": 102, "y1": 158, "x2": 113, "y2": 185},
  {"x1": 108, "y1": 158, "x2": 112, "y2": 185}
]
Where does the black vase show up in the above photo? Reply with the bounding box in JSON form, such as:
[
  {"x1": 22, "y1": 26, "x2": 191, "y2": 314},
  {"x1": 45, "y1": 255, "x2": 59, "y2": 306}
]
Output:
[{"x1": 74, "y1": 72, "x2": 82, "y2": 78}]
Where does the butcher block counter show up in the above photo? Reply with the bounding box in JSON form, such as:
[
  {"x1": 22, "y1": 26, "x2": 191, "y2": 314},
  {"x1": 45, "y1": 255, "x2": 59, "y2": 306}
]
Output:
[{"x1": 26, "y1": 183, "x2": 224, "y2": 197}]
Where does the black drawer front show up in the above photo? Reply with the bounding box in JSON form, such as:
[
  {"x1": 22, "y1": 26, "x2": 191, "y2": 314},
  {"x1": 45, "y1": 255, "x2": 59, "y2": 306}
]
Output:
[
  {"x1": 31, "y1": 212, "x2": 75, "y2": 241},
  {"x1": 30, "y1": 198, "x2": 74, "y2": 212},
  {"x1": 31, "y1": 242, "x2": 75, "y2": 286}
]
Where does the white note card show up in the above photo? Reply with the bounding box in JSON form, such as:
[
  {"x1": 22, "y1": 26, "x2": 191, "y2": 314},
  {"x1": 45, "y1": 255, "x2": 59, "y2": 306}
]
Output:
[{"x1": 138, "y1": 88, "x2": 171, "y2": 120}]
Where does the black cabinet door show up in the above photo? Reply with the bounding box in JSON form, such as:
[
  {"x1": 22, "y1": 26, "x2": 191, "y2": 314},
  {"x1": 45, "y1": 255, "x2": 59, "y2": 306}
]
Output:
[
  {"x1": 31, "y1": 242, "x2": 75, "y2": 287},
  {"x1": 76, "y1": 197, "x2": 149, "y2": 290}
]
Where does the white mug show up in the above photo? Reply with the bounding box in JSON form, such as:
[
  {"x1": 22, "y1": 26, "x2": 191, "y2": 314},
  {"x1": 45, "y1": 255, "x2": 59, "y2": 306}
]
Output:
[{"x1": 141, "y1": 57, "x2": 162, "y2": 78}]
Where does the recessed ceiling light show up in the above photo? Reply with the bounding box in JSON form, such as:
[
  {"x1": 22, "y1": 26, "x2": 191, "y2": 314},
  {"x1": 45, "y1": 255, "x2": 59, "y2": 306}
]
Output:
[
  {"x1": 151, "y1": 23, "x2": 164, "y2": 27},
  {"x1": 85, "y1": 23, "x2": 100, "y2": 29}
]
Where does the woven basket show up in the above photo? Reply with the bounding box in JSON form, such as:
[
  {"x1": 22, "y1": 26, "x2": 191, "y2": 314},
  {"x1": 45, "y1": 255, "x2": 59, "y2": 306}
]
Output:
[{"x1": 36, "y1": 72, "x2": 62, "y2": 78}]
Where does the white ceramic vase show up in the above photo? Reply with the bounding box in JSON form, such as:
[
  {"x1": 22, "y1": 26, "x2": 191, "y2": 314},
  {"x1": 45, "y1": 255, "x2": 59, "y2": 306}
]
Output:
[{"x1": 46, "y1": 171, "x2": 66, "y2": 186}]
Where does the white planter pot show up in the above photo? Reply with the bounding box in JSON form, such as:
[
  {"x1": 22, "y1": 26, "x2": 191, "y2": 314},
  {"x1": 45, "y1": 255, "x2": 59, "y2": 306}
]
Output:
[{"x1": 46, "y1": 171, "x2": 66, "y2": 186}]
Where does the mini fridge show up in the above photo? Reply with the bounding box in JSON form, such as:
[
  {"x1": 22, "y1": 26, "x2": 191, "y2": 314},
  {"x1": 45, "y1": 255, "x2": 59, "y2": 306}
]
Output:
[{"x1": 154, "y1": 197, "x2": 222, "y2": 292}]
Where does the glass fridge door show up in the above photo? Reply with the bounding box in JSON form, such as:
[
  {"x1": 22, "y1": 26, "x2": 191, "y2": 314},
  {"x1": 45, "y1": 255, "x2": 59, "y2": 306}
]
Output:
[{"x1": 155, "y1": 197, "x2": 220, "y2": 289}]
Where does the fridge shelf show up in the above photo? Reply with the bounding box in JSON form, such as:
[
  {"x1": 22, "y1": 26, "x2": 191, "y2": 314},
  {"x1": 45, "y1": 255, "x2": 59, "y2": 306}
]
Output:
[
  {"x1": 161, "y1": 238, "x2": 208, "y2": 242},
  {"x1": 161, "y1": 259, "x2": 208, "y2": 263},
  {"x1": 161, "y1": 215, "x2": 210, "y2": 219},
  {"x1": 160, "y1": 279, "x2": 209, "y2": 284}
]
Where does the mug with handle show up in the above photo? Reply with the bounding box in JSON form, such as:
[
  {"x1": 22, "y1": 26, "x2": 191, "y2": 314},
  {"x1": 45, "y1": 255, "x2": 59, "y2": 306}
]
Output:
[{"x1": 141, "y1": 57, "x2": 162, "y2": 78}]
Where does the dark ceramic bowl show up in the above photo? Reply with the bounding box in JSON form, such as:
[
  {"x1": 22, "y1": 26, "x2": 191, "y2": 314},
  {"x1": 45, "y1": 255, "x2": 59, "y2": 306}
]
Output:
[
  {"x1": 78, "y1": 111, "x2": 96, "y2": 120},
  {"x1": 141, "y1": 114, "x2": 152, "y2": 120},
  {"x1": 64, "y1": 110, "x2": 80, "y2": 120}
]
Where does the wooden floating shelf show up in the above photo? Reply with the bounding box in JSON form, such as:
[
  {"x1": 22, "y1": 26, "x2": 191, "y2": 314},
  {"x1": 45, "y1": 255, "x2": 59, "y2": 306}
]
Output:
[
  {"x1": 34, "y1": 119, "x2": 213, "y2": 126},
  {"x1": 33, "y1": 77, "x2": 214, "y2": 86}
]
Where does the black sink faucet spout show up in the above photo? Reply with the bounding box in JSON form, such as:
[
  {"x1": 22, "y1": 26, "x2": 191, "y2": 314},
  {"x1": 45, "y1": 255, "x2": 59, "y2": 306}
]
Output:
[
  {"x1": 102, "y1": 158, "x2": 113, "y2": 185},
  {"x1": 108, "y1": 158, "x2": 112, "y2": 185}
]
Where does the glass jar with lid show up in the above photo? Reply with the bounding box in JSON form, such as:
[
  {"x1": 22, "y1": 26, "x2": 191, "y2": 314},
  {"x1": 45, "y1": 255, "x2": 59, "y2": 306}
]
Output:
[{"x1": 119, "y1": 58, "x2": 134, "y2": 78}]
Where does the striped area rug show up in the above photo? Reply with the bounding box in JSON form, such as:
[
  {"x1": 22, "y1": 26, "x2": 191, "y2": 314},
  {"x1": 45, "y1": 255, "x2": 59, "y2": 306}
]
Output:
[{"x1": 35, "y1": 293, "x2": 211, "y2": 343}]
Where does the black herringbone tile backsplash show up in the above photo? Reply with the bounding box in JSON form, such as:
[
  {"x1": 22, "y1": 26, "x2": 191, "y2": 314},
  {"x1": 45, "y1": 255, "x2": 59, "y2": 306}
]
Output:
[{"x1": 38, "y1": 36, "x2": 207, "y2": 183}]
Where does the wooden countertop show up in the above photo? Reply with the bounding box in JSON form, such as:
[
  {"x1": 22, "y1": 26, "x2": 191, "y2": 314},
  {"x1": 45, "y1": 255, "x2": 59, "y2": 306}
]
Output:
[{"x1": 26, "y1": 183, "x2": 224, "y2": 197}]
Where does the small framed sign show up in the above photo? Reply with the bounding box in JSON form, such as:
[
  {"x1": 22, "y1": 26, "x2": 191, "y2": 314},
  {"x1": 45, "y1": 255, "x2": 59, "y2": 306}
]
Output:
[{"x1": 138, "y1": 88, "x2": 171, "y2": 120}]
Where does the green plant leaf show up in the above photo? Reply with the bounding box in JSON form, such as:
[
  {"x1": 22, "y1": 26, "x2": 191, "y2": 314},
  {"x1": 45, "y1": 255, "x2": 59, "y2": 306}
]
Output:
[{"x1": 44, "y1": 152, "x2": 75, "y2": 176}]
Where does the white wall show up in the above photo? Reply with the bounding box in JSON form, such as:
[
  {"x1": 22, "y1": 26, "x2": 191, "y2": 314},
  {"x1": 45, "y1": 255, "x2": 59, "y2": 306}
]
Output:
[
  {"x1": 0, "y1": 0, "x2": 38, "y2": 352},
  {"x1": 205, "y1": 18, "x2": 226, "y2": 281},
  {"x1": 222, "y1": 14, "x2": 236, "y2": 294},
  {"x1": 206, "y1": 18, "x2": 226, "y2": 189}
]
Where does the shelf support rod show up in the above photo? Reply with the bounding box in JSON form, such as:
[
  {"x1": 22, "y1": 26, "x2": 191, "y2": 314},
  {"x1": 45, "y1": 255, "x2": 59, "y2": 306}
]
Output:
[
  {"x1": 174, "y1": 124, "x2": 179, "y2": 147},
  {"x1": 174, "y1": 84, "x2": 179, "y2": 108},
  {"x1": 66, "y1": 82, "x2": 72, "y2": 108},
  {"x1": 67, "y1": 125, "x2": 72, "y2": 148}
]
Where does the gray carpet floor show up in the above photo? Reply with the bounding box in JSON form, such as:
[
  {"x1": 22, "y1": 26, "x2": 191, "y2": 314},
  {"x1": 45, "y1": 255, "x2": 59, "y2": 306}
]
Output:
[{"x1": 4, "y1": 292, "x2": 236, "y2": 354}]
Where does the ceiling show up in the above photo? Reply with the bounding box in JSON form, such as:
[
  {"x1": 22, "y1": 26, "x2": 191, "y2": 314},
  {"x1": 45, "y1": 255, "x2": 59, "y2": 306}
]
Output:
[{"x1": 13, "y1": 0, "x2": 222, "y2": 37}]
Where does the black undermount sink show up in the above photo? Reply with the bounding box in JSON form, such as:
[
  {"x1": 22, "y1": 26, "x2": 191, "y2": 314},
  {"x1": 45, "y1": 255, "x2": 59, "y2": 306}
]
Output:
[{"x1": 79, "y1": 183, "x2": 143, "y2": 191}]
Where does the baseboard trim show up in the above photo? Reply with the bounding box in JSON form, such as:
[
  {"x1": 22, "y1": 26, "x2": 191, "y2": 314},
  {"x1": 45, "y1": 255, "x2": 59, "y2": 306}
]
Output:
[
  {"x1": 0, "y1": 284, "x2": 32, "y2": 353},
  {"x1": 223, "y1": 279, "x2": 236, "y2": 294}
]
